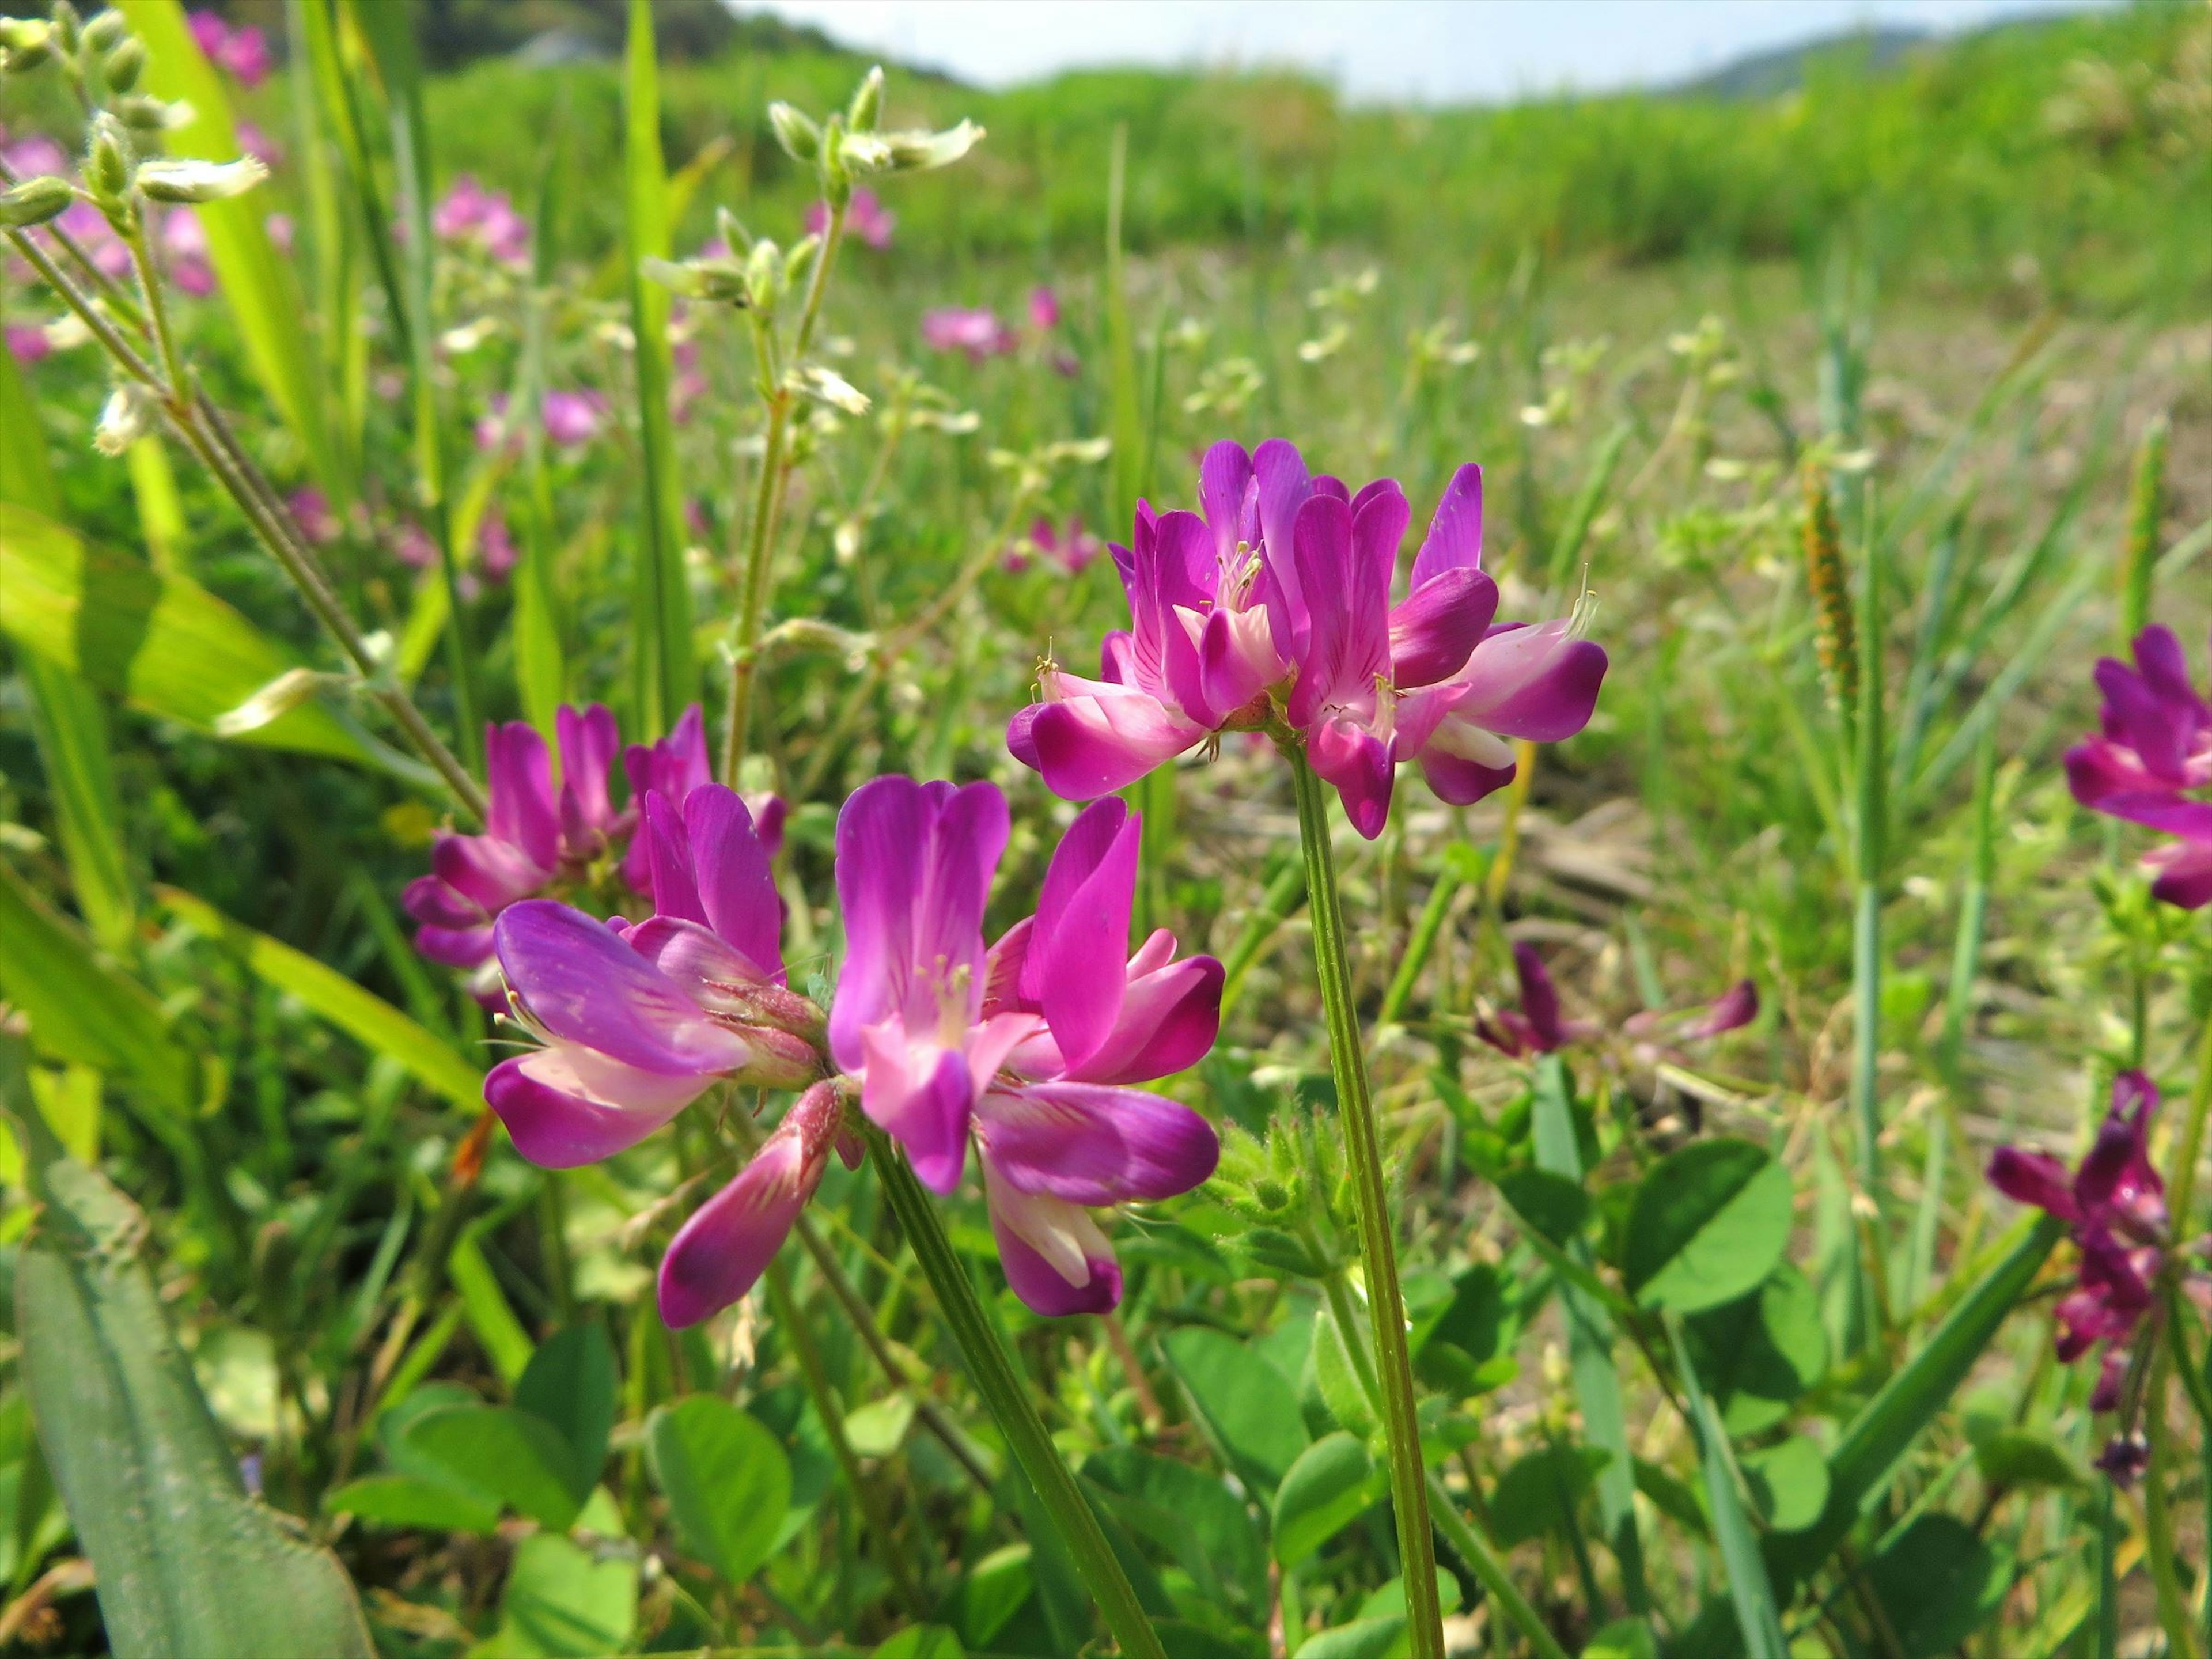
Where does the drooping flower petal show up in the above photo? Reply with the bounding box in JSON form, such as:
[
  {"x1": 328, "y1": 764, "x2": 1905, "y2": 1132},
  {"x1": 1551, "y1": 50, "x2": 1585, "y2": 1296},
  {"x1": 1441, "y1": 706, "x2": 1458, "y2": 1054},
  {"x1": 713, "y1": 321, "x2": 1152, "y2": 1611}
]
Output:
[
  {"x1": 983, "y1": 1158, "x2": 1124, "y2": 1316},
  {"x1": 657, "y1": 1084, "x2": 839, "y2": 1327},
  {"x1": 1409, "y1": 463, "x2": 1484, "y2": 590},
  {"x1": 1020, "y1": 798, "x2": 1142, "y2": 1071},
  {"x1": 1388, "y1": 566, "x2": 1497, "y2": 690},
  {"x1": 976, "y1": 1081, "x2": 1219, "y2": 1206},
  {"x1": 486, "y1": 1050, "x2": 711, "y2": 1168},
  {"x1": 1986, "y1": 1146, "x2": 2084, "y2": 1223}
]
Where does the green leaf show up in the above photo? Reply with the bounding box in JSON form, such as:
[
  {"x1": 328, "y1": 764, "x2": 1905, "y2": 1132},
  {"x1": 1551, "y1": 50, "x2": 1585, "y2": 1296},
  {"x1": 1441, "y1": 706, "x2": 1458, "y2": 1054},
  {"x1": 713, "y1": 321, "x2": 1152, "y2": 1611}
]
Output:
[
  {"x1": 1310, "y1": 1302, "x2": 1376, "y2": 1435},
  {"x1": 492, "y1": 1532, "x2": 638, "y2": 1658},
  {"x1": 447, "y1": 1227, "x2": 536, "y2": 1387},
  {"x1": 323, "y1": 1474, "x2": 500, "y2": 1535},
  {"x1": 1164, "y1": 1326, "x2": 1309, "y2": 1493},
  {"x1": 948, "y1": 1541, "x2": 1031, "y2": 1648},
  {"x1": 0, "y1": 505, "x2": 373, "y2": 761},
  {"x1": 1488, "y1": 1442, "x2": 1607, "y2": 1549},
  {"x1": 1499, "y1": 1165, "x2": 1589, "y2": 1245},
  {"x1": 844, "y1": 1389, "x2": 918, "y2": 1458},
  {"x1": 1623, "y1": 1139, "x2": 1792, "y2": 1313},
  {"x1": 0, "y1": 859, "x2": 190, "y2": 1112},
  {"x1": 117, "y1": 0, "x2": 340, "y2": 493},
  {"x1": 622, "y1": 0, "x2": 692, "y2": 734},
  {"x1": 13, "y1": 1121, "x2": 373, "y2": 1656},
  {"x1": 875, "y1": 1628, "x2": 968, "y2": 1659},
  {"x1": 646, "y1": 1394, "x2": 793, "y2": 1585},
  {"x1": 1862, "y1": 1515, "x2": 2010, "y2": 1657},
  {"x1": 1272, "y1": 1431, "x2": 1384, "y2": 1566},
  {"x1": 1584, "y1": 1619, "x2": 1660, "y2": 1659},
  {"x1": 1298, "y1": 1616, "x2": 1407, "y2": 1659},
  {"x1": 513, "y1": 1324, "x2": 618, "y2": 1503},
  {"x1": 1972, "y1": 1427, "x2": 2085, "y2": 1491},
  {"x1": 158, "y1": 887, "x2": 484, "y2": 1111},
  {"x1": 1739, "y1": 1438, "x2": 1828, "y2": 1534},
  {"x1": 400, "y1": 1404, "x2": 583, "y2": 1531},
  {"x1": 1666, "y1": 1316, "x2": 1787, "y2": 1659},
  {"x1": 1154, "y1": 1623, "x2": 1259, "y2": 1659},
  {"x1": 1684, "y1": 1266, "x2": 1827, "y2": 1436},
  {"x1": 1084, "y1": 1445, "x2": 1268, "y2": 1615}
]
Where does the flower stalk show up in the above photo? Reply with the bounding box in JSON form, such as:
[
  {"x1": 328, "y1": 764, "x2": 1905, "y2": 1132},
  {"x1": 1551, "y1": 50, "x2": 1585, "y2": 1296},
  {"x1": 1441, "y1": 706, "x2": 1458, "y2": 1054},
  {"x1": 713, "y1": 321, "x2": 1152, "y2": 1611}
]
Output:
[
  {"x1": 866, "y1": 1120, "x2": 1169, "y2": 1659},
  {"x1": 1286, "y1": 746, "x2": 1446, "y2": 1659}
]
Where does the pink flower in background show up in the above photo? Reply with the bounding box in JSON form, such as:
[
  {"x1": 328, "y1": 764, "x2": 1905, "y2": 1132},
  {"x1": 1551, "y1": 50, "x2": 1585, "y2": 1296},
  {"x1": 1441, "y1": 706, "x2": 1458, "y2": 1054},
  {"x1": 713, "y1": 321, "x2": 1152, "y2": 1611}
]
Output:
[
  {"x1": 58, "y1": 202, "x2": 132, "y2": 281},
  {"x1": 161, "y1": 210, "x2": 215, "y2": 297},
  {"x1": 616, "y1": 705, "x2": 793, "y2": 893},
  {"x1": 541, "y1": 389, "x2": 607, "y2": 449},
  {"x1": 1031, "y1": 515, "x2": 1102, "y2": 575},
  {"x1": 237, "y1": 121, "x2": 281, "y2": 169},
  {"x1": 287, "y1": 487, "x2": 339, "y2": 545},
  {"x1": 433, "y1": 175, "x2": 529, "y2": 267},
  {"x1": 188, "y1": 12, "x2": 272, "y2": 89},
  {"x1": 1028, "y1": 285, "x2": 1061, "y2": 331},
  {"x1": 1475, "y1": 944, "x2": 1585, "y2": 1058},
  {"x1": 6, "y1": 324, "x2": 48, "y2": 365},
  {"x1": 265, "y1": 212, "x2": 294, "y2": 254},
  {"x1": 478, "y1": 510, "x2": 517, "y2": 579},
  {"x1": 395, "y1": 523, "x2": 437, "y2": 569},
  {"x1": 475, "y1": 394, "x2": 514, "y2": 453},
  {"x1": 922, "y1": 306, "x2": 1018, "y2": 361},
  {"x1": 0, "y1": 132, "x2": 67, "y2": 179},
  {"x1": 806, "y1": 186, "x2": 895, "y2": 249},
  {"x1": 671, "y1": 334, "x2": 707, "y2": 423},
  {"x1": 2066, "y1": 625, "x2": 2212, "y2": 909}
]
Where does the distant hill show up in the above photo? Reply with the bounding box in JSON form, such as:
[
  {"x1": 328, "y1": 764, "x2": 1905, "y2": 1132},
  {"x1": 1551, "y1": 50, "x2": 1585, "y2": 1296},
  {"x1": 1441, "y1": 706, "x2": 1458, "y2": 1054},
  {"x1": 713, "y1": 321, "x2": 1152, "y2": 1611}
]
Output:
[{"x1": 1678, "y1": 23, "x2": 1937, "y2": 97}]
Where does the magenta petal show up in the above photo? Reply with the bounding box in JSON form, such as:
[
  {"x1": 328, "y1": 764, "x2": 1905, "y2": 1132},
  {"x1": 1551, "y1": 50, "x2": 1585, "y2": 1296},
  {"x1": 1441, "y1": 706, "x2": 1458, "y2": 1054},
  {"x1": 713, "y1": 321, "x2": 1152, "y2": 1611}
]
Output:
[
  {"x1": 1307, "y1": 717, "x2": 1396, "y2": 840},
  {"x1": 1199, "y1": 440, "x2": 1255, "y2": 563},
  {"x1": 1389, "y1": 568, "x2": 1498, "y2": 690},
  {"x1": 556, "y1": 703, "x2": 621, "y2": 835},
  {"x1": 2149, "y1": 839, "x2": 2212, "y2": 910},
  {"x1": 859, "y1": 1034, "x2": 974, "y2": 1193},
  {"x1": 415, "y1": 923, "x2": 495, "y2": 969},
  {"x1": 403, "y1": 874, "x2": 483, "y2": 929},
  {"x1": 643, "y1": 791, "x2": 707, "y2": 925},
  {"x1": 494, "y1": 900, "x2": 751, "y2": 1074},
  {"x1": 1410, "y1": 463, "x2": 1484, "y2": 589},
  {"x1": 433, "y1": 831, "x2": 548, "y2": 914},
  {"x1": 994, "y1": 1211, "x2": 1121, "y2": 1316},
  {"x1": 624, "y1": 916, "x2": 777, "y2": 1006},
  {"x1": 1985, "y1": 1146, "x2": 2084, "y2": 1222},
  {"x1": 830, "y1": 777, "x2": 932, "y2": 1071},
  {"x1": 1512, "y1": 942, "x2": 1566, "y2": 1051},
  {"x1": 657, "y1": 1134, "x2": 823, "y2": 1327},
  {"x1": 1681, "y1": 979, "x2": 1759, "y2": 1039},
  {"x1": 978, "y1": 1081, "x2": 1219, "y2": 1205},
  {"x1": 486, "y1": 1051, "x2": 708, "y2": 1168},
  {"x1": 1024, "y1": 800, "x2": 1141, "y2": 1070},
  {"x1": 1028, "y1": 695, "x2": 1200, "y2": 799},
  {"x1": 1419, "y1": 744, "x2": 1518, "y2": 808},
  {"x1": 684, "y1": 784, "x2": 784, "y2": 980},
  {"x1": 983, "y1": 1164, "x2": 1124, "y2": 1316},
  {"x1": 486, "y1": 721, "x2": 560, "y2": 870},
  {"x1": 1455, "y1": 627, "x2": 1609, "y2": 743},
  {"x1": 1075, "y1": 949, "x2": 1224, "y2": 1085},
  {"x1": 1007, "y1": 705, "x2": 1044, "y2": 772}
]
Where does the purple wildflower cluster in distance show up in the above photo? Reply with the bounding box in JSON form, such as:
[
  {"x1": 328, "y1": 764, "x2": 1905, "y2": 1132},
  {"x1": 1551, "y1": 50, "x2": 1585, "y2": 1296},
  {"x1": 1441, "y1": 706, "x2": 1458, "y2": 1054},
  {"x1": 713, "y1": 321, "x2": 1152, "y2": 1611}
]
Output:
[
  {"x1": 1476, "y1": 940, "x2": 1755, "y2": 1060},
  {"x1": 1988, "y1": 1072, "x2": 2209, "y2": 1483},
  {"x1": 806, "y1": 185, "x2": 896, "y2": 249},
  {"x1": 433, "y1": 174, "x2": 531, "y2": 267},
  {"x1": 187, "y1": 8, "x2": 272, "y2": 88},
  {"x1": 480, "y1": 773, "x2": 1224, "y2": 1328},
  {"x1": 2067, "y1": 624, "x2": 2212, "y2": 909},
  {"x1": 1009, "y1": 440, "x2": 1608, "y2": 838}
]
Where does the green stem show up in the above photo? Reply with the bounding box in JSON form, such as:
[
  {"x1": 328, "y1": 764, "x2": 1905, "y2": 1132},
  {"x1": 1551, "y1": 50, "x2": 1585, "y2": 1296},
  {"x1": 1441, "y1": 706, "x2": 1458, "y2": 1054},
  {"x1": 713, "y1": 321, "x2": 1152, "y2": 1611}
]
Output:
[
  {"x1": 1285, "y1": 748, "x2": 1444, "y2": 1659},
  {"x1": 1849, "y1": 507, "x2": 1888, "y2": 1353},
  {"x1": 866, "y1": 1124, "x2": 1166, "y2": 1659}
]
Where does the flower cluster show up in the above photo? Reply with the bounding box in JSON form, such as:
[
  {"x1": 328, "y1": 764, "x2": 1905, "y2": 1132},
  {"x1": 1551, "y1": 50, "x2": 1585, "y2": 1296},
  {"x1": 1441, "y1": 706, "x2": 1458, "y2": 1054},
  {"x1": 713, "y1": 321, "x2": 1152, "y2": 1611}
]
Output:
[
  {"x1": 1987, "y1": 1072, "x2": 2203, "y2": 1482},
  {"x1": 187, "y1": 9, "x2": 272, "y2": 88},
  {"x1": 1005, "y1": 514, "x2": 1103, "y2": 576},
  {"x1": 433, "y1": 173, "x2": 529, "y2": 267},
  {"x1": 2067, "y1": 624, "x2": 2212, "y2": 910},
  {"x1": 1475, "y1": 940, "x2": 1755, "y2": 1060},
  {"x1": 1010, "y1": 439, "x2": 1608, "y2": 838},
  {"x1": 921, "y1": 286, "x2": 1066, "y2": 368},
  {"x1": 403, "y1": 705, "x2": 782, "y2": 998},
  {"x1": 483, "y1": 774, "x2": 1223, "y2": 1327}
]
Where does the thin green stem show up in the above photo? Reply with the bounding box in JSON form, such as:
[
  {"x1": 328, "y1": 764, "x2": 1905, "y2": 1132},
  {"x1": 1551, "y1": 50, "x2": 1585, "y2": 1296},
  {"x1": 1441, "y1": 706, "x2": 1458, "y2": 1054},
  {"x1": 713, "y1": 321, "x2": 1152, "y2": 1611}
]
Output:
[
  {"x1": 1285, "y1": 747, "x2": 1444, "y2": 1659},
  {"x1": 866, "y1": 1123, "x2": 1166, "y2": 1659},
  {"x1": 1849, "y1": 506, "x2": 1888, "y2": 1353},
  {"x1": 1427, "y1": 1470, "x2": 1572, "y2": 1659}
]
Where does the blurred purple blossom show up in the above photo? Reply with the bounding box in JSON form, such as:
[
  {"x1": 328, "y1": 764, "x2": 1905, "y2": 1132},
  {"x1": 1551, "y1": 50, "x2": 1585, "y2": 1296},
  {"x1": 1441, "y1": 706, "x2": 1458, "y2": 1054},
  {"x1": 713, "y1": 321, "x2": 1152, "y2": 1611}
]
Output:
[
  {"x1": 188, "y1": 11, "x2": 273, "y2": 88},
  {"x1": 807, "y1": 186, "x2": 895, "y2": 249},
  {"x1": 1028, "y1": 285, "x2": 1061, "y2": 331},
  {"x1": 287, "y1": 487, "x2": 340, "y2": 546},
  {"x1": 2067, "y1": 624, "x2": 2212, "y2": 909},
  {"x1": 433, "y1": 175, "x2": 530, "y2": 267},
  {"x1": 6, "y1": 324, "x2": 48, "y2": 365},
  {"x1": 922, "y1": 306, "x2": 1018, "y2": 361},
  {"x1": 541, "y1": 389, "x2": 607, "y2": 449}
]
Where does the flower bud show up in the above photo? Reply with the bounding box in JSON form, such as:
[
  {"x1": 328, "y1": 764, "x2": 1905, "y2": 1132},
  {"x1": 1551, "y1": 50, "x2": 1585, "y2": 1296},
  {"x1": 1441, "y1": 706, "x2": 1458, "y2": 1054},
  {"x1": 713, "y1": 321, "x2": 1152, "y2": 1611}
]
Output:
[
  {"x1": 116, "y1": 93, "x2": 191, "y2": 132},
  {"x1": 103, "y1": 35, "x2": 143, "y2": 92},
  {"x1": 641, "y1": 255, "x2": 749, "y2": 306},
  {"x1": 50, "y1": 1, "x2": 81, "y2": 56},
  {"x1": 846, "y1": 66, "x2": 883, "y2": 132},
  {"x1": 85, "y1": 113, "x2": 131, "y2": 203},
  {"x1": 0, "y1": 175, "x2": 74, "y2": 228},
  {"x1": 766, "y1": 101, "x2": 819, "y2": 164},
  {"x1": 137, "y1": 154, "x2": 267, "y2": 204},
  {"x1": 81, "y1": 9, "x2": 124, "y2": 53},
  {"x1": 730, "y1": 1025, "x2": 825, "y2": 1092},
  {"x1": 94, "y1": 382, "x2": 157, "y2": 456},
  {"x1": 846, "y1": 120, "x2": 984, "y2": 175},
  {"x1": 0, "y1": 18, "x2": 55, "y2": 71}
]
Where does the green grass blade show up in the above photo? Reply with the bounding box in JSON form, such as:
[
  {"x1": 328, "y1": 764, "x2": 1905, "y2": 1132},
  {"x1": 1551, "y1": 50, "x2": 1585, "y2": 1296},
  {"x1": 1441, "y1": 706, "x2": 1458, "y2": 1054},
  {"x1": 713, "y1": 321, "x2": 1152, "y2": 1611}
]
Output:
[
  {"x1": 10, "y1": 1109, "x2": 374, "y2": 1657},
  {"x1": 159, "y1": 887, "x2": 485, "y2": 1112},
  {"x1": 1546, "y1": 419, "x2": 1631, "y2": 601},
  {"x1": 623, "y1": 0, "x2": 692, "y2": 737},
  {"x1": 1848, "y1": 497, "x2": 1887, "y2": 1339},
  {"x1": 1105, "y1": 123, "x2": 1143, "y2": 529},
  {"x1": 119, "y1": 0, "x2": 342, "y2": 495},
  {"x1": 1665, "y1": 1314, "x2": 1788, "y2": 1659},
  {"x1": 1379, "y1": 845, "x2": 1480, "y2": 1027}
]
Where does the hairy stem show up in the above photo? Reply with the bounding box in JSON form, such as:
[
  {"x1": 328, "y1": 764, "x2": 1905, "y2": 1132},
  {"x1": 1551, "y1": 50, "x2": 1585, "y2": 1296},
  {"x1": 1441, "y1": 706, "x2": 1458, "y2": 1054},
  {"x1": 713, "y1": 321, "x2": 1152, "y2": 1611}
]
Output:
[
  {"x1": 866, "y1": 1123, "x2": 1166, "y2": 1659},
  {"x1": 1286, "y1": 748, "x2": 1444, "y2": 1659}
]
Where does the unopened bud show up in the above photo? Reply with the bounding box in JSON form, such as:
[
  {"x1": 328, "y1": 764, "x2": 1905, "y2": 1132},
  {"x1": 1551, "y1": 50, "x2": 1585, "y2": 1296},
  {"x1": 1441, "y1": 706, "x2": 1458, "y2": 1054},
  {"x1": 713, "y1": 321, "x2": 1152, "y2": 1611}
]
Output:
[
  {"x1": 50, "y1": 2, "x2": 81, "y2": 56},
  {"x1": 0, "y1": 18, "x2": 55, "y2": 70},
  {"x1": 847, "y1": 66, "x2": 883, "y2": 132},
  {"x1": 137, "y1": 154, "x2": 267, "y2": 204},
  {"x1": 717, "y1": 982, "x2": 829, "y2": 1048},
  {"x1": 86, "y1": 115, "x2": 131, "y2": 202},
  {"x1": 845, "y1": 120, "x2": 984, "y2": 175},
  {"x1": 94, "y1": 382, "x2": 157, "y2": 456},
  {"x1": 81, "y1": 9, "x2": 124, "y2": 52},
  {"x1": 731, "y1": 1026, "x2": 824, "y2": 1092},
  {"x1": 103, "y1": 35, "x2": 143, "y2": 91},
  {"x1": 641, "y1": 255, "x2": 749, "y2": 307},
  {"x1": 0, "y1": 175, "x2": 74, "y2": 228},
  {"x1": 115, "y1": 93, "x2": 188, "y2": 132},
  {"x1": 766, "y1": 101, "x2": 820, "y2": 164}
]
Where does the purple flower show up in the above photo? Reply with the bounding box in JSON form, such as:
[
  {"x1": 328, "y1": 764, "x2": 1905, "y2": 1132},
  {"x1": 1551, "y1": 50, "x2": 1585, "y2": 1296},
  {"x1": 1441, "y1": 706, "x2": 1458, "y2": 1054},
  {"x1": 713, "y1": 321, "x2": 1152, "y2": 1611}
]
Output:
[
  {"x1": 0, "y1": 132, "x2": 69, "y2": 179},
  {"x1": 478, "y1": 509, "x2": 517, "y2": 579},
  {"x1": 922, "y1": 307, "x2": 1018, "y2": 361},
  {"x1": 433, "y1": 175, "x2": 529, "y2": 267},
  {"x1": 161, "y1": 209, "x2": 215, "y2": 298},
  {"x1": 6, "y1": 324, "x2": 48, "y2": 365},
  {"x1": 618, "y1": 705, "x2": 713, "y2": 891},
  {"x1": 2066, "y1": 626, "x2": 2212, "y2": 909},
  {"x1": 1032, "y1": 514, "x2": 1102, "y2": 575},
  {"x1": 1028, "y1": 285, "x2": 1061, "y2": 331},
  {"x1": 188, "y1": 12, "x2": 272, "y2": 88},
  {"x1": 58, "y1": 201, "x2": 133, "y2": 281},
  {"x1": 237, "y1": 121, "x2": 281, "y2": 169},
  {"x1": 808, "y1": 186, "x2": 895, "y2": 249},
  {"x1": 541, "y1": 389, "x2": 607, "y2": 450},
  {"x1": 287, "y1": 486, "x2": 340, "y2": 545},
  {"x1": 1988, "y1": 1073, "x2": 2174, "y2": 1419},
  {"x1": 831, "y1": 782, "x2": 1222, "y2": 1314},
  {"x1": 1475, "y1": 943, "x2": 1581, "y2": 1058},
  {"x1": 403, "y1": 707, "x2": 627, "y2": 980},
  {"x1": 484, "y1": 785, "x2": 813, "y2": 1171}
]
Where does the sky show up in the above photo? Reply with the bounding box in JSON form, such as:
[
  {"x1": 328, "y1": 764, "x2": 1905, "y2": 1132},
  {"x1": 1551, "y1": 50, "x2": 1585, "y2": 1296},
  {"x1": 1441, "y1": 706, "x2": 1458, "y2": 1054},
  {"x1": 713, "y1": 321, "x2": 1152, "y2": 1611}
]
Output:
[{"x1": 744, "y1": 0, "x2": 2111, "y2": 104}]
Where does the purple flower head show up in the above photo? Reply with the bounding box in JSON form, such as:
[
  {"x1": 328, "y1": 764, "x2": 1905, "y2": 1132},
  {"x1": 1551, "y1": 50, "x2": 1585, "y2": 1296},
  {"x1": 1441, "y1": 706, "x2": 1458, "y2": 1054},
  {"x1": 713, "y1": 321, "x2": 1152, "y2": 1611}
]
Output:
[
  {"x1": 484, "y1": 785, "x2": 815, "y2": 1171},
  {"x1": 2066, "y1": 625, "x2": 2212, "y2": 909},
  {"x1": 403, "y1": 707, "x2": 627, "y2": 983},
  {"x1": 1, "y1": 132, "x2": 69, "y2": 180},
  {"x1": 831, "y1": 783, "x2": 1222, "y2": 1314},
  {"x1": 2094, "y1": 1434, "x2": 2150, "y2": 1488},
  {"x1": 187, "y1": 12, "x2": 270, "y2": 85},
  {"x1": 237, "y1": 121, "x2": 281, "y2": 169},
  {"x1": 7, "y1": 324, "x2": 50, "y2": 366},
  {"x1": 922, "y1": 307, "x2": 1018, "y2": 361},
  {"x1": 478, "y1": 510, "x2": 517, "y2": 579},
  {"x1": 1028, "y1": 285, "x2": 1061, "y2": 332},
  {"x1": 1678, "y1": 978, "x2": 1760, "y2": 1040},
  {"x1": 541, "y1": 389, "x2": 607, "y2": 450},
  {"x1": 808, "y1": 187, "x2": 895, "y2": 249},
  {"x1": 619, "y1": 705, "x2": 713, "y2": 891},
  {"x1": 1475, "y1": 942, "x2": 1583, "y2": 1058},
  {"x1": 287, "y1": 487, "x2": 340, "y2": 546},
  {"x1": 1017, "y1": 514, "x2": 1102, "y2": 577},
  {"x1": 433, "y1": 175, "x2": 530, "y2": 267}
]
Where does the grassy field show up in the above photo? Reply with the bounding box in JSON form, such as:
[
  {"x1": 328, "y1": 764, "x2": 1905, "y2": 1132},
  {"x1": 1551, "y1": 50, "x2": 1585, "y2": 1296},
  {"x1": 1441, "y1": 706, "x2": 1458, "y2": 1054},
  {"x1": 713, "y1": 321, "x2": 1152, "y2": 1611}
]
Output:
[{"x1": 1, "y1": 2, "x2": 2211, "y2": 1656}]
